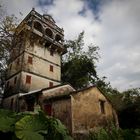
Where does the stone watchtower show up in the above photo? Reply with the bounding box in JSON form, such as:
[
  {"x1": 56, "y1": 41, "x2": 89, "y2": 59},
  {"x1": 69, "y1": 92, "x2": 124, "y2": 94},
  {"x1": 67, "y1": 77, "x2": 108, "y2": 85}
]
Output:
[{"x1": 4, "y1": 9, "x2": 65, "y2": 97}]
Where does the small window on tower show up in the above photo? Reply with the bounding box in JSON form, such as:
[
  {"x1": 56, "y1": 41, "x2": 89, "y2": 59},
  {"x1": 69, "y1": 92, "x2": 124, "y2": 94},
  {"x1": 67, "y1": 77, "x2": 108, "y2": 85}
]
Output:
[
  {"x1": 14, "y1": 77, "x2": 17, "y2": 84},
  {"x1": 50, "y1": 50, "x2": 54, "y2": 56},
  {"x1": 28, "y1": 56, "x2": 33, "y2": 64},
  {"x1": 49, "y1": 82, "x2": 53, "y2": 87},
  {"x1": 50, "y1": 65, "x2": 53, "y2": 72},
  {"x1": 26, "y1": 75, "x2": 31, "y2": 84},
  {"x1": 17, "y1": 58, "x2": 20, "y2": 65}
]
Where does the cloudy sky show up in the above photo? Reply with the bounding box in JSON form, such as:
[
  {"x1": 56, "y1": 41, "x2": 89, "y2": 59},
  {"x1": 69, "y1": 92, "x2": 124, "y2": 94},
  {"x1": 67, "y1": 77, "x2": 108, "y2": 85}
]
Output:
[{"x1": 1, "y1": 0, "x2": 140, "y2": 91}]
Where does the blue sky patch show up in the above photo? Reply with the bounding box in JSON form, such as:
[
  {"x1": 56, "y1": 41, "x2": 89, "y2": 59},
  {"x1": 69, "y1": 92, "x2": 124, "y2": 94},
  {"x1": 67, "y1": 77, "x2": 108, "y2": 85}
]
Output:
[{"x1": 38, "y1": 0, "x2": 54, "y2": 6}]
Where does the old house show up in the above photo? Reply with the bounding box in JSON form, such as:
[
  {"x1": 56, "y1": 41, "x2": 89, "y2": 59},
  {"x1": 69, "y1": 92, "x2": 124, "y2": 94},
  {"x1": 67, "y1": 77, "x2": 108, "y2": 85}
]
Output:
[
  {"x1": 2, "y1": 9, "x2": 118, "y2": 136},
  {"x1": 40, "y1": 85, "x2": 118, "y2": 136}
]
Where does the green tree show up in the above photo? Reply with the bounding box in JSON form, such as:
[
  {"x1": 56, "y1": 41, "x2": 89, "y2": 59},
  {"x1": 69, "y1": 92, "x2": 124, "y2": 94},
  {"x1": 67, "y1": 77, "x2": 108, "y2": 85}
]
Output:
[
  {"x1": 118, "y1": 88, "x2": 140, "y2": 129},
  {"x1": 62, "y1": 31, "x2": 99, "y2": 89},
  {"x1": 0, "y1": 4, "x2": 17, "y2": 90}
]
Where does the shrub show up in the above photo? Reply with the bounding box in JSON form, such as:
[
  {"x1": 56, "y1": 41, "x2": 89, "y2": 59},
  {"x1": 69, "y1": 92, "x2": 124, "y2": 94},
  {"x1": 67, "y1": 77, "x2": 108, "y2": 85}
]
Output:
[
  {"x1": 0, "y1": 109, "x2": 73, "y2": 140},
  {"x1": 89, "y1": 125, "x2": 140, "y2": 140}
]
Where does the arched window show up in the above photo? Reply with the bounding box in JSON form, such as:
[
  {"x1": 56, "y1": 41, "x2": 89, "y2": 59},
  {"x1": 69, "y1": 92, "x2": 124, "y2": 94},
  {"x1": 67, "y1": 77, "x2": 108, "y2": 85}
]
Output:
[
  {"x1": 55, "y1": 34, "x2": 62, "y2": 42},
  {"x1": 45, "y1": 28, "x2": 53, "y2": 39},
  {"x1": 34, "y1": 21, "x2": 43, "y2": 33}
]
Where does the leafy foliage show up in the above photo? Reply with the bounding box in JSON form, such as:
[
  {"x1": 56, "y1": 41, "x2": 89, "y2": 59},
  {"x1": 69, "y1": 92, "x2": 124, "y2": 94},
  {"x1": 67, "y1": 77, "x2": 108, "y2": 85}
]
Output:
[
  {"x1": 0, "y1": 109, "x2": 16, "y2": 132},
  {"x1": 118, "y1": 89, "x2": 140, "y2": 129},
  {"x1": 62, "y1": 31, "x2": 99, "y2": 89},
  {"x1": 0, "y1": 4, "x2": 17, "y2": 90},
  {"x1": 89, "y1": 126, "x2": 140, "y2": 140},
  {"x1": 45, "y1": 117, "x2": 73, "y2": 140},
  {"x1": 0, "y1": 109, "x2": 73, "y2": 140},
  {"x1": 15, "y1": 114, "x2": 48, "y2": 140}
]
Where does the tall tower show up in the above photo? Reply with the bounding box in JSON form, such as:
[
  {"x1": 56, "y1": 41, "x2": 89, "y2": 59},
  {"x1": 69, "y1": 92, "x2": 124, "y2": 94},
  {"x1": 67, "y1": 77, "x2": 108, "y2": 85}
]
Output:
[{"x1": 4, "y1": 9, "x2": 64, "y2": 97}]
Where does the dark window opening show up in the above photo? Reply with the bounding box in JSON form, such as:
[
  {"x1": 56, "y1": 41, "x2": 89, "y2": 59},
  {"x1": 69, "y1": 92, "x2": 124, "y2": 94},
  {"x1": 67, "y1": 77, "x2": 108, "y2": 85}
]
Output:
[
  {"x1": 99, "y1": 100, "x2": 105, "y2": 114},
  {"x1": 17, "y1": 58, "x2": 20, "y2": 65},
  {"x1": 44, "y1": 104, "x2": 52, "y2": 116},
  {"x1": 45, "y1": 41, "x2": 52, "y2": 48},
  {"x1": 50, "y1": 50, "x2": 54, "y2": 56},
  {"x1": 55, "y1": 34, "x2": 62, "y2": 42},
  {"x1": 14, "y1": 77, "x2": 17, "y2": 84},
  {"x1": 34, "y1": 22, "x2": 43, "y2": 33},
  {"x1": 26, "y1": 96, "x2": 35, "y2": 111},
  {"x1": 49, "y1": 82, "x2": 53, "y2": 87},
  {"x1": 26, "y1": 75, "x2": 31, "y2": 84},
  {"x1": 45, "y1": 28, "x2": 53, "y2": 38},
  {"x1": 50, "y1": 65, "x2": 53, "y2": 72},
  {"x1": 27, "y1": 103, "x2": 34, "y2": 111},
  {"x1": 28, "y1": 56, "x2": 33, "y2": 64}
]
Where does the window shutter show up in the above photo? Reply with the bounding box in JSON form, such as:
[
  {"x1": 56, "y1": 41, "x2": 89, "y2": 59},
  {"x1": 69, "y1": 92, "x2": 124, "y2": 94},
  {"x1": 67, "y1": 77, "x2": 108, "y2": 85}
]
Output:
[
  {"x1": 49, "y1": 82, "x2": 53, "y2": 87},
  {"x1": 28, "y1": 56, "x2": 33, "y2": 64},
  {"x1": 50, "y1": 65, "x2": 53, "y2": 72},
  {"x1": 26, "y1": 75, "x2": 31, "y2": 84}
]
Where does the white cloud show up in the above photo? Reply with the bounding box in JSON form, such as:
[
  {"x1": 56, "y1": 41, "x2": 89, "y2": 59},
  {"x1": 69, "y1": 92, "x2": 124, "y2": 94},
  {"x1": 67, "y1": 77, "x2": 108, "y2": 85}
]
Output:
[
  {"x1": 1, "y1": 0, "x2": 38, "y2": 20},
  {"x1": 1, "y1": 0, "x2": 140, "y2": 91},
  {"x1": 95, "y1": 0, "x2": 140, "y2": 90}
]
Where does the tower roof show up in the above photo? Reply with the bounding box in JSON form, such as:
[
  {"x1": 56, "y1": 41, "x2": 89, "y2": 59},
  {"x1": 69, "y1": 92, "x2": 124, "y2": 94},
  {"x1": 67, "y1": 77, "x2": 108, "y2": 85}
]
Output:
[{"x1": 15, "y1": 8, "x2": 64, "y2": 35}]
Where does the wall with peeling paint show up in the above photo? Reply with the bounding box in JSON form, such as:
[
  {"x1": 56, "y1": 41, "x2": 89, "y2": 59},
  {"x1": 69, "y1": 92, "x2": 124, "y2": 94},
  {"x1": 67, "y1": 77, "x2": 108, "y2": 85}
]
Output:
[{"x1": 72, "y1": 87, "x2": 118, "y2": 133}]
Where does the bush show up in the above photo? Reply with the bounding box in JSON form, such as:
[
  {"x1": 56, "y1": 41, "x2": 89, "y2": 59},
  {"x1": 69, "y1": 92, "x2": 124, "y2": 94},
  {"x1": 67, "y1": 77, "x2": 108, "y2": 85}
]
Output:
[
  {"x1": 89, "y1": 126, "x2": 140, "y2": 140},
  {"x1": 0, "y1": 109, "x2": 73, "y2": 140}
]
